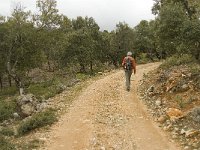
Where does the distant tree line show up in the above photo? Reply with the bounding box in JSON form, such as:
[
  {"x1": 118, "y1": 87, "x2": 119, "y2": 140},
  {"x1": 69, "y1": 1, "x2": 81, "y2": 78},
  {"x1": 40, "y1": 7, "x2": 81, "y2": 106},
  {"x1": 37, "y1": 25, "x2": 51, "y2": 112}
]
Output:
[{"x1": 0, "y1": 0, "x2": 200, "y2": 93}]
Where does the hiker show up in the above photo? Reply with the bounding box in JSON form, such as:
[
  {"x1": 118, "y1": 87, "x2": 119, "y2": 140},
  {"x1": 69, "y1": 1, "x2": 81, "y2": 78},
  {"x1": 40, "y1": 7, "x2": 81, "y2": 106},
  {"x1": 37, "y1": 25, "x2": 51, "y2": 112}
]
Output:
[{"x1": 122, "y1": 51, "x2": 136, "y2": 91}]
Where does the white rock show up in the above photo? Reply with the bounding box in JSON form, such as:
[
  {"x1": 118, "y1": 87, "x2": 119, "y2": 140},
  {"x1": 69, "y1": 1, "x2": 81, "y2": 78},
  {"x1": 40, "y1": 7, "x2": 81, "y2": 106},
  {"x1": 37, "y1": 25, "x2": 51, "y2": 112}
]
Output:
[
  {"x1": 180, "y1": 129, "x2": 186, "y2": 134},
  {"x1": 100, "y1": 146, "x2": 105, "y2": 150},
  {"x1": 155, "y1": 100, "x2": 162, "y2": 106},
  {"x1": 184, "y1": 146, "x2": 190, "y2": 150},
  {"x1": 13, "y1": 112, "x2": 20, "y2": 118}
]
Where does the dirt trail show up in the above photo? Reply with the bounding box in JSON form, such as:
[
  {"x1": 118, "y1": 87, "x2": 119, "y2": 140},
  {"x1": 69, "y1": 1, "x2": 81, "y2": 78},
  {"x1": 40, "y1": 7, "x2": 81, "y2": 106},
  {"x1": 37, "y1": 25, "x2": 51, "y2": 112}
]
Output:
[{"x1": 42, "y1": 63, "x2": 180, "y2": 150}]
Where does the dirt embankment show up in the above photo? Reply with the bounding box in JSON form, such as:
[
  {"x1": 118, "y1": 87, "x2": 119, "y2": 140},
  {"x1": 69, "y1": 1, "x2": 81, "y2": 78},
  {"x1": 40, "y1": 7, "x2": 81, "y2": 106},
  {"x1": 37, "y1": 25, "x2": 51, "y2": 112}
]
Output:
[{"x1": 139, "y1": 65, "x2": 200, "y2": 150}]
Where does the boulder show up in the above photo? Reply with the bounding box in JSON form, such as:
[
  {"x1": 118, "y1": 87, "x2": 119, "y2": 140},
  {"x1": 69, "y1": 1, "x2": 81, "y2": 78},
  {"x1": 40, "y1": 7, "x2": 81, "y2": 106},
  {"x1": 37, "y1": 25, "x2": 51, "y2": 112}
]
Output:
[
  {"x1": 166, "y1": 108, "x2": 184, "y2": 120},
  {"x1": 21, "y1": 103, "x2": 35, "y2": 116},
  {"x1": 36, "y1": 102, "x2": 48, "y2": 112},
  {"x1": 17, "y1": 94, "x2": 36, "y2": 105},
  {"x1": 17, "y1": 94, "x2": 38, "y2": 116},
  {"x1": 179, "y1": 84, "x2": 190, "y2": 92},
  {"x1": 190, "y1": 107, "x2": 200, "y2": 123},
  {"x1": 185, "y1": 129, "x2": 200, "y2": 138}
]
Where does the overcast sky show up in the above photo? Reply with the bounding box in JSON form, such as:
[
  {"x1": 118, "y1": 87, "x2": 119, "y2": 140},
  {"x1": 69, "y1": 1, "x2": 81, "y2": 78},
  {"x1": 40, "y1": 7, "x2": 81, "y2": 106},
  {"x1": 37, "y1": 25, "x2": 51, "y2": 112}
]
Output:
[{"x1": 0, "y1": 0, "x2": 155, "y2": 31}]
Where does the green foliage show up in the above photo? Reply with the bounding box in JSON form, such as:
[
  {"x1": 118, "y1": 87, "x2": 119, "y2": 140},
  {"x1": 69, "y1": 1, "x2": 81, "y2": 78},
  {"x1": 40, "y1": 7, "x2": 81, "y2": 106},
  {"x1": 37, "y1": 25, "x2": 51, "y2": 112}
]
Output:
[
  {"x1": 18, "y1": 139, "x2": 41, "y2": 150},
  {"x1": 160, "y1": 54, "x2": 196, "y2": 69},
  {"x1": 0, "y1": 127, "x2": 14, "y2": 136},
  {"x1": 175, "y1": 95, "x2": 185, "y2": 108},
  {"x1": 137, "y1": 53, "x2": 151, "y2": 64},
  {"x1": 0, "y1": 100, "x2": 17, "y2": 122},
  {"x1": 0, "y1": 87, "x2": 18, "y2": 100},
  {"x1": 28, "y1": 75, "x2": 73, "y2": 99},
  {"x1": 151, "y1": 0, "x2": 200, "y2": 60},
  {"x1": 0, "y1": 135, "x2": 16, "y2": 150},
  {"x1": 189, "y1": 63, "x2": 200, "y2": 74},
  {"x1": 17, "y1": 109, "x2": 57, "y2": 136}
]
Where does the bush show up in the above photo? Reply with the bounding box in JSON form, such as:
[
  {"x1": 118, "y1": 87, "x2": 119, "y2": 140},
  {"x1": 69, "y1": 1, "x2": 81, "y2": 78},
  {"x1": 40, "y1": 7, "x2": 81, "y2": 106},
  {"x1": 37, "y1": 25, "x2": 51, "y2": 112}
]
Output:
[
  {"x1": 0, "y1": 127, "x2": 14, "y2": 136},
  {"x1": 0, "y1": 87, "x2": 18, "y2": 101},
  {"x1": 17, "y1": 109, "x2": 57, "y2": 136},
  {"x1": 0, "y1": 100, "x2": 17, "y2": 122},
  {"x1": 137, "y1": 53, "x2": 153, "y2": 64},
  {"x1": 0, "y1": 135, "x2": 16, "y2": 150},
  {"x1": 76, "y1": 73, "x2": 90, "y2": 80},
  {"x1": 18, "y1": 139, "x2": 40, "y2": 150},
  {"x1": 160, "y1": 54, "x2": 196, "y2": 69},
  {"x1": 28, "y1": 77, "x2": 70, "y2": 100},
  {"x1": 189, "y1": 63, "x2": 200, "y2": 74}
]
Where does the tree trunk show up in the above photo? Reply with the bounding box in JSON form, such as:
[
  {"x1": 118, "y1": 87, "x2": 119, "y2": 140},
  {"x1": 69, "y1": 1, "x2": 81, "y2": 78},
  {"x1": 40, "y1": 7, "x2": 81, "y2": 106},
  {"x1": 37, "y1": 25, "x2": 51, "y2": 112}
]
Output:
[
  {"x1": 8, "y1": 75, "x2": 12, "y2": 87},
  {"x1": 195, "y1": 49, "x2": 200, "y2": 61},
  {"x1": 47, "y1": 60, "x2": 51, "y2": 71},
  {"x1": 90, "y1": 60, "x2": 93, "y2": 74},
  {"x1": 80, "y1": 64, "x2": 86, "y2": 73},
  {"x1": 7, "y1": 61, "x2": 24, "y2": 95},
  {"x1": 14, "y1": 76, "x2": 24, "y2": 96},
  {"x1": 0, "y1": 76, "x2": 3, "y2": 90}
]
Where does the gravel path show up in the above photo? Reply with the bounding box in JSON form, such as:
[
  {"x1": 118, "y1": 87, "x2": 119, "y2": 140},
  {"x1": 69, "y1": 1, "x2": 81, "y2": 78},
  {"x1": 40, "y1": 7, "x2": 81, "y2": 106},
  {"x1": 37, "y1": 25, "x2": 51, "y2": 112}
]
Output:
[{"x1": 43, "y1": 63, "x2": 180, "y2": 150}]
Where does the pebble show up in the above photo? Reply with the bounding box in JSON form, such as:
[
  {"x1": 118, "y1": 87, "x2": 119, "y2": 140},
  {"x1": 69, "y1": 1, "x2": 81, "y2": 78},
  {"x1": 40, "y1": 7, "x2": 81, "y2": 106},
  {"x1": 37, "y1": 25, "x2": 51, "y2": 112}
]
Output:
[
  {"x1": 100, "y1": 146, "x2": 106, "y2": 150},
  {"x1": 155, "y1": 100, "x2": 162, "y2": 106},
  {"x1": 184, "y1": 146, "x2": 190, "y2": 150}
]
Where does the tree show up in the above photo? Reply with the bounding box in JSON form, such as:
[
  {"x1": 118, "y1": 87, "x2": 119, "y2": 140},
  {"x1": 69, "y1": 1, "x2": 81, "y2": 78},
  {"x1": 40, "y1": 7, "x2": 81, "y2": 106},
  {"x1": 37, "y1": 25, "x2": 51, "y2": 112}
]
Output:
[
  {"x1": 2, "y1": 6, "x2": 43, "y2": 95},
  {"x1": 35, "y1": 0, "x2": 62, "y2": 71},
  {"x1": 151, "y1": 0, "x2": 200, "y2": 61},
  {"x1": 64, "y1": 16, "x2": 101, "y2": 73},
  {"x1": 156, "y1": 2, "x2": 189, "y2": 57},
  {"x1": 109, "y1": 22, "x2": 135, "y2": 66}
]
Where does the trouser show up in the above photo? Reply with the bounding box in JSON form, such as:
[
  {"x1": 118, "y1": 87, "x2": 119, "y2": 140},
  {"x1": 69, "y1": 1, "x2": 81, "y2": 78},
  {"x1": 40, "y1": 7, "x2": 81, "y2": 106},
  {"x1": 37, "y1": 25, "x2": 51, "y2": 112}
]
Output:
[{"x1": 125, "y1": 70, "x2": 132, "y2": 90}]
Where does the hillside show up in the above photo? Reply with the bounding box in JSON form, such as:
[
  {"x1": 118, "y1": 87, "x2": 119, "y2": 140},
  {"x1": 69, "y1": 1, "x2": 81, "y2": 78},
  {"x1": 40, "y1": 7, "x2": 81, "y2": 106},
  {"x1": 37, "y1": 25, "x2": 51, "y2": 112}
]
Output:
[{"x1": 139, "y1": 59, "x2": 200, "y2": 150}]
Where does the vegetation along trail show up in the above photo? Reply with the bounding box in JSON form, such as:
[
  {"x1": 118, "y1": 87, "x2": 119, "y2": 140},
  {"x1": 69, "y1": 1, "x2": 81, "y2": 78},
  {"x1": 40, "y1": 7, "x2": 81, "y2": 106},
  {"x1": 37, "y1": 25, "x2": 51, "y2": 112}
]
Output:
[{"x1": 42, "y1": 63, "x2": 180, "y2": 150}]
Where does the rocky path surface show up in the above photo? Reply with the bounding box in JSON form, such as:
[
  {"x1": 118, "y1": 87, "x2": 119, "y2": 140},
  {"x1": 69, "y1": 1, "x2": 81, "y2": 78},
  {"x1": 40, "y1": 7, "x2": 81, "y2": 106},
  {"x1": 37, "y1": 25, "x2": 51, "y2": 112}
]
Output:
[{"x1": 42, "y1": 63, "x2": 180, "y2": 150}]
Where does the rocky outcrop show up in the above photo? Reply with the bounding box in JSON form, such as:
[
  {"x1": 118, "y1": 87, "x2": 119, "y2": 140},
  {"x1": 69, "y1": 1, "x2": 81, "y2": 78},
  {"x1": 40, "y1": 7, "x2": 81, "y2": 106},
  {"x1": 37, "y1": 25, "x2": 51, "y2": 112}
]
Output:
[
  {"x1": 17, "y1": 94, "x2": 48, "y2": 117},
  {"x1": 139, "y1": 65, "x2": 200, "y2": 149}
]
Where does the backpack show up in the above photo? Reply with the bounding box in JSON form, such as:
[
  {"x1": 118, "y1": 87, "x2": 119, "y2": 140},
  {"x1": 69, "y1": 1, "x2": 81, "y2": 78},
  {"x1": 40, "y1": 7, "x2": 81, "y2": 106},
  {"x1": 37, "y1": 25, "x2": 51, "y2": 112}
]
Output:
[{"x1": 125, "y1": 57, "x2": 132, "y2": 70}]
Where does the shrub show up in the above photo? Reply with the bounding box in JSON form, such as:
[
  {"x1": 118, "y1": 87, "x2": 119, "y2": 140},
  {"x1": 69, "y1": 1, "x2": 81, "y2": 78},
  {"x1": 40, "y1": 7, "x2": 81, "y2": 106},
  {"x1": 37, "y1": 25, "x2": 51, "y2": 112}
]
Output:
[
  {"x1": 137, "y1": 53, "x2": 151, "y2": 64},
  {"x1": 0, "y1": 127, "x2": 14, "y2": 136},
  {"x1": 0, "y1": 87, "x2": 18, "y2": 101},
  {"x1": 76, "y1": 73, "x2": 90, "y2": 80},
  {"x1": 17, "y1": 109, "x2": 57, "y2": 136},
  {"x1": 0, "y1": 135, "x2": 16, "y2": 150},
  {"x1": 18, "y1": 139, "x2": 40, "y2": 150},
  {"x1": 189, "y1": 63, "x2": 200, "y2": 75},
  {"x1": 28, "y1": 78, "x2": 69, "y2": 100},
  {"x1": 160, "y1": 54, "x2": 196, "y2": 69},
  {"x1": 0, "y1": 100, "x2": 17, "y2": 122}
]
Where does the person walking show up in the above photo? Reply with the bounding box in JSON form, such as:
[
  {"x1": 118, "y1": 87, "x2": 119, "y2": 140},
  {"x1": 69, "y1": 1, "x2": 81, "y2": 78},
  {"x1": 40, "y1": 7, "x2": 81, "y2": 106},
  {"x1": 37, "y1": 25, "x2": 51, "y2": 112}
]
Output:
[{"x1": 122, "y1": 51, "x2": 136, "y2": 91}]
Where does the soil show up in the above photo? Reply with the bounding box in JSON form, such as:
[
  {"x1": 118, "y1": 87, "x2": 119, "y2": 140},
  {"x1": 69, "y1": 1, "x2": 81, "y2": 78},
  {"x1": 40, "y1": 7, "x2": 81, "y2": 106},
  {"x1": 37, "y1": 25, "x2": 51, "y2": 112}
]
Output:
[{"x1": 41, "y1": 63, "x2": 181, "y2": 150}]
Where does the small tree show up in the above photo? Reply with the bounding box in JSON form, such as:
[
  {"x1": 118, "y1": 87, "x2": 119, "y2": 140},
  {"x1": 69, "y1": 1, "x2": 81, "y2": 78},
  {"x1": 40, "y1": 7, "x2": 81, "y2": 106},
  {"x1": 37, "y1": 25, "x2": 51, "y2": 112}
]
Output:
[{"x1": 3, "y1": 6, "x2": 43, "y2": 95}]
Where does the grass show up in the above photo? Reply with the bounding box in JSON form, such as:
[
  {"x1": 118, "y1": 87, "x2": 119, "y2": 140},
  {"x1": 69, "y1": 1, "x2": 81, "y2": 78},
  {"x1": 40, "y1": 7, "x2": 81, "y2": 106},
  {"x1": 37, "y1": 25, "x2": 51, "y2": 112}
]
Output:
[
  {"x1": 0, "y1": 127, "x2": 14, "y2": 136},
  {"x1": 175, "y1": 95, "x2": 185, "y2": 108},
  {"x1": 0, "y1": 135, "x2": 16, "y2": 150},
  {"x1": 160, "y1": 54, "x2": 196, "y2": 69},
  {"x1": 76, "y1": 73, "x2": 91, "y2": 80},
  {"x1": 17, "y1": 108, "x2": 57, "y2": 136},
  {"x1": 0, "y1": 100, "x2": 17, "y2": 122},
  {"x1": 189, "y1": 63, "x2": 200, "y2": 75},
  {"x1": 28, "y1": 75, "x2": 79, "y2": 100},
  {"x1": 17, "y1": 139, "x2": 41, "y2": 150},
  {"x1": 0, "y1": 86, "x2": 18, "y2": 101}
]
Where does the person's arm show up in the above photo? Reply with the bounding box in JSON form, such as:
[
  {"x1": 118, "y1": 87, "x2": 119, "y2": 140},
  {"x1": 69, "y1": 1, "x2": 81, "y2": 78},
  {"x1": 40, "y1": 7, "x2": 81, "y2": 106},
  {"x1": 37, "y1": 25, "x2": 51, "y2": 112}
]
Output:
[
  {"x1": 122, "y1": 57, "x2": 126, "y2": 68},
  {"x1": 131, "y1": 58, "x2": 136, "y2": 74}
]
